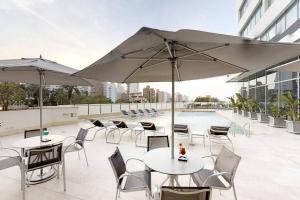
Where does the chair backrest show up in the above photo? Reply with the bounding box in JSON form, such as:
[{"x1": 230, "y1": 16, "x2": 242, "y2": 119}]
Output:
[
  {"x1": 92, "y1": 120, "x2": 104, "y2": 127},
  {"x1": 145, "y1": 109, "x2": 151, "y2": 113},
  {"x1": 131, "y1": 110, "x2": 137, "y2": 114},
  {"x1": 121, "y1": 110, "x2": 128, "y2": 116},
  {"x1": 138, "y1": 109, "x2": 144, "y2": 113},
  {"x1": 210, "y1": 126, "x2": 229, "y2": 136},
  {"x1": 174, "y1": 124, "x2": 189, "y2": 133},
  {"x1": 147, "y1": 136, "x2": 169, "y2": 152},
  {"x1": 112, "y1": 121, "x2": 128, "y2": 128},
  {"x1": 161, "y1": 187, "x2": 211, "y2": 200},
  {"x1": 108, "y1": 147, "x2": 126, "y2": 184},
  {"x1": 24, "y1": 128, "x2": 47, "y2": 139},
  {"x1": 140, "y1": 122, "x2": 156, "y2": 130},
  {"x1": 75, "y1": 128, "x2": 88, "y2": 147},
  {"x1": 27, "y1": 143, "x2": 62, "y2": 171},
  {"x1": 215, "y1": 146, "x2": 241, "y2": 184},
  {"x1": 152, "y1": 108, "x2": 157, "y2": 112}
]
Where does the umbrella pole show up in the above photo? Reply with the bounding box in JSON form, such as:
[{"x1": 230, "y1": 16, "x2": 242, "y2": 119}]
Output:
[
  {"x1": 171, "y1": 60, "x2": 175, "y2": 159},
  {"x1": 39, "y1": 70, "x2": 44, "y2": 142}
]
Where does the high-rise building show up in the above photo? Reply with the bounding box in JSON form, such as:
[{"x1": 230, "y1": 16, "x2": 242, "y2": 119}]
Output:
[
  {"x1": 104, "y1": 83, "x2": 117, "y2": 102},
  {"x1": 156, "y1": 89, "x2": 165, "y2": 102},
  {"x1": 127, "y1": 83, "x2": 139, "y2": 94},
  {"x1": 143, "y1": 85, "x2": 156, "y2": 102},
  {"x1": 232, "y1": 0, "x2": 300, "y2": 112},
  {"x1": 117, "y1": 83, "x2": 127, "y2": 100}
]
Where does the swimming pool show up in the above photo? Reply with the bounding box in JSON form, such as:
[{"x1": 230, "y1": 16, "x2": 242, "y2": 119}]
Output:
[{"x1": 159, "y1": 111, "x2": 243, "y2": 134}]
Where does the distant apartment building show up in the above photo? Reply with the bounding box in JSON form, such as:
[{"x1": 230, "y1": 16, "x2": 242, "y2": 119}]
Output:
[
  {"x1": 116, "y1": 83, "x2": 127, "y2": 100},
  {"x1": 104, "y1": 83, "x2": 117, "y2": 102},
  {"x1": 129, "y1": 92, "x2": 147, "y2": 102},
  {"x1": 143, "y1": 85, "x2": 156, "y2": 102},
  {"x1": 175, "y1": 92, "x2": 183, "y2": 102},
  {"x1": 232, "y1": 0, "x2": 300, "y2": 112},
  {"x1": 127, "y1": 83, "x2": 139, "y2": 97},
  {"x1": 156, "y1": 89, "x2": 165, "y2": 102}
]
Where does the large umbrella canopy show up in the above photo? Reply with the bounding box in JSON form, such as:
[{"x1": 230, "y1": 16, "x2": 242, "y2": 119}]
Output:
[
  {"x1": 0, "y1": 58, "x2": 90, "y2": 85},
  {"x1": 0, "y1": 57, "x2": 91, "y2": 141},
  {"x1": 75, "y1": 27, "x2": 300, "y2": 158},
  {"x1": 269, "y1": 59, "x2": 300, "y2": 72}
]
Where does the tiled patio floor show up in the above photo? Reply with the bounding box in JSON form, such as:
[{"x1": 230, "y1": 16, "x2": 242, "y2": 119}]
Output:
[{"x1": 0, "y1": 110, "x2": 300, "y2": 200}]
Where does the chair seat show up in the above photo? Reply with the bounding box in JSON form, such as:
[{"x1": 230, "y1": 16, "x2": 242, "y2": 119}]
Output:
[
  {"x1": 63, "y1": 145, "x2": 81, "y2": 153},
  {"x1": 191, "y1": 169, "x2": 226, "y2": 188},
  {"x1": 123, "y1": 170, "x2": 151, "y2": 191},
  {"x1": 0, "y1": 156, "x2": 21, "y2": 170}
]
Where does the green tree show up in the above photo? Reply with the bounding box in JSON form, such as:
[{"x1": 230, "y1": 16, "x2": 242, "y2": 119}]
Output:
[{"x1": 0, "y1": 82, "x2": 25, "y2": 111}]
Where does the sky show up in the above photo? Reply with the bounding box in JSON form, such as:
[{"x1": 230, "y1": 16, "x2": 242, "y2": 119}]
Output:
[{"x1": 0, "y1": 0, "x2": 239, "y2": 101}]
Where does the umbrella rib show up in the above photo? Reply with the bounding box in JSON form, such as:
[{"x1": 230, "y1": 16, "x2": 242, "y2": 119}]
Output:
[
  {"x1": 122, "y1": 46, "x2": 167, "y2": 83},
  {"x1": 121, "y1": 57, "x2": 168, "y2": 61},
  {"x1": 176, "y1": 43, "x2": 248, "y2": 71}
]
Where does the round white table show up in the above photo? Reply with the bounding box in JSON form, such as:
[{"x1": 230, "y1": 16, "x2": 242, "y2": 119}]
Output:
[
  {"x1": 12, "y1": 134, "x2": 66, "y2": 184},
  {"x1": 143, "y1": 147, "x2": 204, "y2": 186},
  {"x1": 12, "y1": 135, "x2": 66, "y2": 149}
]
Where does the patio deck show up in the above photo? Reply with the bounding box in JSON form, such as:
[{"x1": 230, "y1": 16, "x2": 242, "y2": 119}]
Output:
[{"x1": 0, "y1": 110, "x2": 299, "y2": 200}]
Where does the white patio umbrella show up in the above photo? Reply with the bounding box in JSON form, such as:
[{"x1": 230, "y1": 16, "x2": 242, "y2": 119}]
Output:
[
  {"x1": 75, "y1": 27, "x2": 300, "y2": 158},
  {"x1": 0, "y1": 57, "x2": 91, "y2": 141}
]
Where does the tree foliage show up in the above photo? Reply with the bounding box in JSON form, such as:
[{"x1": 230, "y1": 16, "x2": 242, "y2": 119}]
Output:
[
  {"x1": 0, "y1": 82, "x2": 25, "y2": 111},
  {"x1": 194, "y1": 95, "x2": 219, "y2": 102}
]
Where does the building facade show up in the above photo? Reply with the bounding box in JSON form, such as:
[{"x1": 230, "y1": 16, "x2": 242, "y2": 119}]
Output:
[
  {"x1": 233, "y1": 0, "x2": 300, "y2": 113},
  {"x1": 104, "y1": 83, "x2": 117, "y2": 102},
  {"x1": 143, "y1": 85, "x2": 156, "y2": 103}
]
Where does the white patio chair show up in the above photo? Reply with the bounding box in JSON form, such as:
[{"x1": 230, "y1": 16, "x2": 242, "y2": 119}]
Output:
[{"x1": 191, "y1": 146, "x2": 241, "y2": 200}]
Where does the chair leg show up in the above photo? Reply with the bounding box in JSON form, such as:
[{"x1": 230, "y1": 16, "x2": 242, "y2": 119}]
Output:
[
  {"x1": 57, "y1": 164, "x2": 60, "y2": 179},
  {"x1": 233, "y1": 183, "x2": 238, "y2": 200},
  {"x1": 62, "y1": 155, "x2": 66, "y2": 192},
  {"x1": 115, "y1": 186, "x2": 119, "y2": 200},
  {"x1": 21, "y1": 160, "x2": 25, "y2": 200},
  {"x1": 189, "y1": 175, "x2": 192, "y2": 186},
  {"x1": 83, "y1": 148, "x2": 89, "y2": 166},
  {"x1": 77, "y1": 151, "x2": 81, "y2": 160}
]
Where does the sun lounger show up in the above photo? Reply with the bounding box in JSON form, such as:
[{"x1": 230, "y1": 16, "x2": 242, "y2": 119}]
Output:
[
  {"x1": 86, "y1": 119, "x2": 110, "y2": 141},
  {"x1": 144, "y1": 109, "x2": 155, "y2": 116},
  {"x1": 105, "y1": 120, "x2": 138, "y2": 144},
  {"x1": 207, "y1": 125, "x2": 233, "y2": 156}
]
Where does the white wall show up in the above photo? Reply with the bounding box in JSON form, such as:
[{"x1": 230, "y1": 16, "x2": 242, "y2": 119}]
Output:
[{"x1": 0, "y1": 106, "x2": 79, "y2": 136}]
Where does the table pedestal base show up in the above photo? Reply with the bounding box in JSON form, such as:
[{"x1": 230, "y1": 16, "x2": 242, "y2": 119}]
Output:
[
  {"x1": 27, "y1": 167, "x2": 56, "y2": 185},
  {"x1": 160, "y1": 175, "x2": 181, "y2": 187}
]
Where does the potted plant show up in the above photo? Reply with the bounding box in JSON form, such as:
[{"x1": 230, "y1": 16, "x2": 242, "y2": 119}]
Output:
[
  {"x1": 280, "y1": 91, "x2": 300, "y2": 133},
  {"x1": 228, "y1": 96, "x2": 237, "y2": 113},
  {"x1": 268, "y1": 104, "x2": 286, "y2": 128},
  {"x1": 235, "y1": 93, "x2": 245, "y2": 115},
  {"x1": 257, "y1": 106, "x2": 269, "y2": 123},
  {"x1": 247, "y1": 99, "x2": 259, "y2": 120}
]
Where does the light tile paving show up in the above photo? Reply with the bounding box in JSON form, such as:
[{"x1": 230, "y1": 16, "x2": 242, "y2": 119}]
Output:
[{"x1": 0, "y1": 111, "x2": 299, "y2": 200}]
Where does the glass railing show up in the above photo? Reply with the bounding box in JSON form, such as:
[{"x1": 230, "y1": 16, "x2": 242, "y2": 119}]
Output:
[{"x1": 75, "y1": 102, "x2": 186, "y2": 116}]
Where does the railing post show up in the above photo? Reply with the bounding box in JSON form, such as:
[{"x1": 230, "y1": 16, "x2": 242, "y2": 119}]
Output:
[
  {"x1": 100, "y1": 104, "x2": 102, "y2": 114},
  {"x1": 111, "y1": 103, "x2": 112, "y2": 113},
  {"x1": 129, "y1": 102, "x2": 131, "y2": 110},
  {"x1": 120, "y1": 103, "x2": 122, "y2": 111},
  {"x1": 87, "y1": 104, "x2": 90, "y2": 115}
]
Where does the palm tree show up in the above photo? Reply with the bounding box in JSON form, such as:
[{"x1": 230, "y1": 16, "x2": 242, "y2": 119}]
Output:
[{"x1": 280, "y1": 91, "x2": 299, "y2": 121}]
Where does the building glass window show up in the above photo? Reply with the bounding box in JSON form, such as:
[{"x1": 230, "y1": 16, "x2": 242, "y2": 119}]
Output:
[
  {"x1": 267, "y1": 83, "x2": 279, "y2": 114},
  {"x1": 266, "y1": 72, "x2": 279, "y2": 84},
  {"x1": 279, "y1": 72, "x2": 298, "y2": 81},
  {"x1": 249, "y1": 87, "x2": 256, "y2": 99},
  {"x1": 279, "y1": 79, "x2": 298, "y2": 109},
  {"x1": 239, "y1": 0, "x2": 250, "y2": 19},
  {"x1": 276, "y1": 16, "x2": 286, "y2": 35},
  {"x1": 256, "y1": 86, "x2": 266, "y2": 111},
  {"x1": 265, "y1": 0, "x2": 274, "y2": 10},
  {"x1": 249, "y1": 78, "x2": 256, "y2": 88},
  {"x1": 286, "y1": 3, "x2": 297, "y2": 28},
  {"x1": 268, "y1": 24, "x2": 276, "y2": 39},
  {"x1": 257, "y1": 75, "x2": 266, "y2": 86}
]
